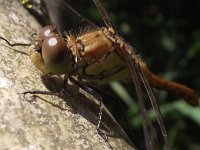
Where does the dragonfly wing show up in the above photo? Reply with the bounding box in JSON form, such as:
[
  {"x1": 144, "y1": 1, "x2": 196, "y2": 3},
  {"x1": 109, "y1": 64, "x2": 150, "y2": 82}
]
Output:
[
  {"x1": 42, "y1": 0, "x2": 99, "y2": 31},
  {"x1": 92, "y1": 0, "x2": 162, "y2": 148},
  {"x1": 119, "y1": 46, "x2": 155, "y2": 150},
  {"x1": 137, "y1": 63, "x2": 172, "y2": 149},
  {"x1": 93, "y1": 0, "x2": 115, "y2": 29},
  {"x1": 121, "y1": 44, "x2": 171, "y2": 149}
]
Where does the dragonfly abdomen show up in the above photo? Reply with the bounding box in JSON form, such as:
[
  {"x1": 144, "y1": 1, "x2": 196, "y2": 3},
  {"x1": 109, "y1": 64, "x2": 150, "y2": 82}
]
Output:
[{"x1": 140, "y1": 62, "x2": 199, "y2": 106}]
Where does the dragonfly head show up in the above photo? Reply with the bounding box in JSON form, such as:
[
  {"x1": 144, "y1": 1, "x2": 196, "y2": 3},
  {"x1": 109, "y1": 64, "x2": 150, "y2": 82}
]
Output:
[
  {"x1": 29, "y1": 25, "x2": 74, "y2": 75},
  {"x1": 33, "y1": 25, "x2": 57, "y2": 51}
]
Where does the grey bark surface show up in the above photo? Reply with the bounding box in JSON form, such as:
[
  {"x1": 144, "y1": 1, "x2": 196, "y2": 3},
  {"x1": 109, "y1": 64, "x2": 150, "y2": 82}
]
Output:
[{"x1": 0, "y1": 1, "x2": 135, "y2": 149}]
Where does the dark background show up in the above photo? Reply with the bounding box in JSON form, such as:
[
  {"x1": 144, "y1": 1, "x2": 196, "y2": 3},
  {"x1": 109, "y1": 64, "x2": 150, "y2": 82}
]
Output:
[{"x1": 23, "y1": 0, "x2": 200, "y2": 149}]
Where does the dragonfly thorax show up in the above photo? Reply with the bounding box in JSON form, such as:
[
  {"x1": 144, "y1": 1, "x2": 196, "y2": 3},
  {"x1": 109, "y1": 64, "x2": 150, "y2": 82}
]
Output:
[{"x1": 70, "y1": 28, "x2": 131, "y2": 83}]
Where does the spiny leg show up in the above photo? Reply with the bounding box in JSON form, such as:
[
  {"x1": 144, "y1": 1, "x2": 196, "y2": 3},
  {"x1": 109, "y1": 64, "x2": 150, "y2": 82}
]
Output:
[
  {"x1": 21, "y1": 90, "x2": 63, "y2": 105},
  {"x1": 22, "y1": 75, "x2": 66, "y2": 100},
  {"x1": 0, "y1": 36, "x2": 31, "y2": 47},
  {"x1": 68, "y1": 77, "x2": 109, "y2": 141},
  {"x1": 22, "y1": 90, "x2": 61, "y2": 97},
  {"x1": 78, "y1": 81, "x2": 135, "y2": 144}
]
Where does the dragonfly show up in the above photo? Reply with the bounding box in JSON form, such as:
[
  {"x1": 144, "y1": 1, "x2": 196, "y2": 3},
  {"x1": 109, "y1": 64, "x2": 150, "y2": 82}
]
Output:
[{"x1": 1, "y1": 0, "x2": 198, "y2": 149}]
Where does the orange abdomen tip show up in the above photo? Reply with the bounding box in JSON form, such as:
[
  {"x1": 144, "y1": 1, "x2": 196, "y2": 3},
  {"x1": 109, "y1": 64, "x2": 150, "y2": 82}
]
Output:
[{"x1": 140, "y1": 62, "x2": 199, "y2": 106}]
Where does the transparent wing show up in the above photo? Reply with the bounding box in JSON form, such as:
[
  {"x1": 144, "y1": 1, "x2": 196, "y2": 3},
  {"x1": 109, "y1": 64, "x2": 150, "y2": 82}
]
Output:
[
  {"x1": 48, "y1": 0, "x2": 98, "y2": 31},
  {"x1": 93, "y1": 0, "x2": 115, "y2": 29},
  {"x1": 92, "y1": 0, "x2": 171, "y2": 148},
  {"x1": 120, "y1": 46, "x2": 155, "y2": 150},
  {"x1": 92, "y1": 0, "x2": 164, "y2": 149},
  {"x1": 121, "y1": 44, "x2": 171, "y2": 150},
  {"x1": 28, "y1": 0, "x2": 99, "y2": 31},
  {"x1": 137, "y1": 63, "x2": 172, "y2": 149}
]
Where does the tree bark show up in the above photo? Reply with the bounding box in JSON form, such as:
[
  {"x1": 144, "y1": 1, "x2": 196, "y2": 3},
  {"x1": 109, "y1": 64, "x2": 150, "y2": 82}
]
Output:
[{"x1": 0, "y1": 1, "x2": 135, "y2": 149}]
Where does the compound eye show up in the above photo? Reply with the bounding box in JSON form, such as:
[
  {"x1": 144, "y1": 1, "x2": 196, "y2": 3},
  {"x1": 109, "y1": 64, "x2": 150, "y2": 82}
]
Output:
[
  {"x1": 42, "y1": 35, "x2": 69, "y2": 64},
  {"x1": 36, "y1": 25, "x2": 57, "y2": 40}
]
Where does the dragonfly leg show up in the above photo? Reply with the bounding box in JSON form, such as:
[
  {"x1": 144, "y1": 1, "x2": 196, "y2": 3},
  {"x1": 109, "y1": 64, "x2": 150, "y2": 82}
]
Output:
[
  {"x1": 22, "y1": 90, "x2": 61, "y2": 100},
  {"x1": 92, "y1": 90, "x2": 105, "y2": 138},
  {"x1": 87, "y1": 86, "x2": 108, "y2": 141},
  {"x1": 58, "y1": 75, "x2": 68, "y2": 95},
  {"x1": 68, "y1": 77, "x2": 109, "y2": 141}
]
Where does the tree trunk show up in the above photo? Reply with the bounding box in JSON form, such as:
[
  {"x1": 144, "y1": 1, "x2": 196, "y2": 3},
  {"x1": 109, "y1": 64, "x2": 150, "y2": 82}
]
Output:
[{"x1": 0, "y1": 0, "x2": 135, "y2": 149}]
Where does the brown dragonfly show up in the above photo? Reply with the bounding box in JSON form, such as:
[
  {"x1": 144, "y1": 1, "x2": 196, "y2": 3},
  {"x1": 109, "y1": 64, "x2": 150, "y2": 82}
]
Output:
[{"x1": 1, "y1": 0, "x2": 198, "y2": 149}]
